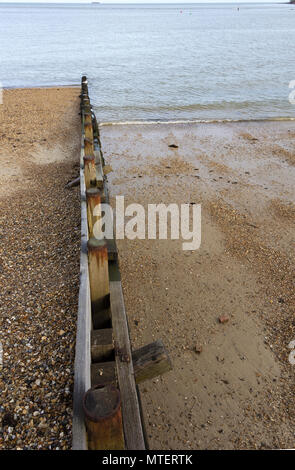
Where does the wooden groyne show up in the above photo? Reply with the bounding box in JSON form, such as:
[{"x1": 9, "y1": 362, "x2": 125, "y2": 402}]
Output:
[{"x1": 72, "y1": 76, "x2": 172, "y2": 450}]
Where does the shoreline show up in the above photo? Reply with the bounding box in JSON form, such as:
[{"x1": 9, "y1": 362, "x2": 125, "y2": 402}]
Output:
[
  {"x1": 3, "y1": 84, "x2": 80, "y2": 91},
  {"x1": 3, "y1": 84, "x2": 80, "y2": 89},
  {"x1": 99, "y1": 116, "x2": 295, "y2": 126},
  {"x1": 3, "y1": 87, "x2": 295, "y2": 125}
]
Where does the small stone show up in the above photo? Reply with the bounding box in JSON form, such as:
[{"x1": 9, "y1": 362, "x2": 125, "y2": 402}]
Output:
[
  {"x1": 194, "y1": 345, "x2": 203, "y2": 354},
  {"x1": 219, "y1": 315, "x2": 229, "y2": 324}
]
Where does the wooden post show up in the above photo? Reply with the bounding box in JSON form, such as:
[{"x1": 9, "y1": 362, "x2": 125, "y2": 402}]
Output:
[
  {"x1": 83, "y1": 384, "x2": 125, "y2": 450},
  {"x1": 88, "y1": 237, "x2": 109, "y2": 312},
  {"x1": 82, "y1": 99, "x2": 91, "y2": 109},
  {"x1": 86, "y1": 187, "x2": 101, "y2": 238},
  {"x1": 83, "y1": 105, "x2": 92, "y2": 115},
  {"x1": 81, "y1": 77, "x2": 88, "y2": 95},
  {"x1": 84, "y1": 137, "x2": 94, "y2": 156},
  {"x1": 132, "y1": 340, "x2": 172, "y2": 384},
  {"x1": 83, "y1": 155, "x2": 96, "y2": 189},
  {"x1": 84, "y1": 122, "x2": 94, "y2": 141},
  {"x1": 83, "y1": 112, "x2": 92, "y2": 125}
]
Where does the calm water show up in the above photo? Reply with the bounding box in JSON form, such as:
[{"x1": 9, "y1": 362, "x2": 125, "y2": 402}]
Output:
[{"x1": 1, "y1": 2, "x2": 295, "y2": 122}]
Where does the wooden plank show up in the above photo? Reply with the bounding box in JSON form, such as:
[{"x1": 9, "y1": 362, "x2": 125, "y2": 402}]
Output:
[
  {"x1": 92, "y1": 304, "x2": 111, "y2": 329},
  {"x1": 91, "y1": 328, "x2": 114, "y2": 362},
  {"x1": 72, "y1": 162, "x2": 91, "y2": 450},
  {"x1": 84, "y1": 122, "x2": 94, "y2": 141},
  {"x1": 86, "y1": 187, "x2": 101, "y2": 239},
  {"x1": 132, "y1": 340, "x2": 172, "y2": 384},
  {"x1": 88, "y1": 238, "x2": 110, "y2": 314},
  {"x1": 95, "y1": 165, "x2": 104, "y2": 189},
  {"x1": 83, "y1": 155, "x2": 96, "y2": 189},
  {"x1": 83, "y1": 385, "x2": 124, "y2": 450},
  {"x1": 110, "y1": 279, "x2": 145, "y2": 449},
  {"x1": 91, "y1": 361, "x2": 117, "y2": 387},
  {"x1": 106, "y1": 238, "x2": 118, "y2": 261},
  {"x1": 94, "y1": 149, "x2": 104, "y2": 188}
]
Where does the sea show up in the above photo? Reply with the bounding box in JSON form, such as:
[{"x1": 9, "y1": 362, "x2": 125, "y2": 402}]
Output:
[{"x1": 1, "y1": 2, "x2": 295, "y2": 122}]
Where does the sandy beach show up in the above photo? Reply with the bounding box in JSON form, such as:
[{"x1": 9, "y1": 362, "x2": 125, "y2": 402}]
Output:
[
  {"x1": 100, "y1": 120, "x2": 295, "y2": 450},
  {"x1": 0, "y1": 88, "x2": 81, "y2": 449},
  {"x1": 1, "y1": 87, "x2": 294, "y2": 450}
]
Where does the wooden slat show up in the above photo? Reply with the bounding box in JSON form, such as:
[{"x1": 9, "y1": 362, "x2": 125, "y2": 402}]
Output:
[
  {"x1": 72, "y1": 163, "x2": 91, "y2": 450},
  {"x1": 110, "y1": 279, "x2": 145, "y2": 450},
  {"x1": 91, "y1": 328, "x2": 114, "y2": 362},
  {"x1": 92, "y1": 304, "x2": 111, "y2": 329},
  {"x1": 91, "y1": 361, "x2": 117, "y2": 387},
  {"x1": 95, "y1": 166, "x2": 104, "y2": 189},
  {"x1": 132, "y1": 340, "x2": 172, "y2": 384},
  {"x1": 107, "y1": 238, "x2": 118, "y2": 261},
  {"x1": 94, "y1": 149, "x2": 104, "y2": 188}
]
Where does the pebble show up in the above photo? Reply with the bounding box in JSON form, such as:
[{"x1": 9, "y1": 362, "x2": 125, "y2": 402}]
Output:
[{"x1": 0, "y1": 88, "x2": 80, "y2": 450}]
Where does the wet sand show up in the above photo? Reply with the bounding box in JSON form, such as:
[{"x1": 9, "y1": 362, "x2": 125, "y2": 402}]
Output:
[
  {"x1": 0, "y1": 88, "x2": 81, "y2": 449},
  {"x1": 100, "y1": 120, "x2": 295, "y2": 450}
]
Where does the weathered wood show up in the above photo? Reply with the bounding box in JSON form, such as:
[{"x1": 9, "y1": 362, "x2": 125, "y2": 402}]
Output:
[
  {"x1": 110, "y1": 278, "x2": 145, "y2": 449},
  {"x1": 95, "y1": 166, "x2": 104, "y2": 189},
  {"x1": 81, "y1": 78, "x2": 88, "y2": 95},
  {"x1": 88, "y1": 238, "x2": 110, "y2": 314},
  {"x1": 65, "y1": 176, "x2": 80, "y2": 189},
  {"x1": 92, "y1": 113, "x2": 100, "y2": 140},
  {"x1": 84, "y1": 122, "x2": 94, "y2": 141},
  {"x1": 92, "y1": 304, "x2": 111, "y2": 329},
  {"x1": 82, "y1": 102, "x2": 90, "y2": 112},
  {"x1": 94, "y1": 149, "x2": 102, "y2": 166},
  {"x1": 74, "y1": 76, "x2": 146, "y2": 451},
  {"x1": 86, "y1": 187, "x2": 101, "y2": 238},
  {"x1": 83, "y1": 155, "x2": 96, "y2": 189},
  {"x1": 83, "y1": 385, "x2": 124, "y2": 450},
  {"x1": 132, "y1": 340, "x2": 172, "y2": 384},
  {"x1": 84, "y1": 137, "x2": 94, "y2": 156},
  {"x1": 83, "y1": 112, "x2": 92, "y2": 125},
  {"x1": 106, "y1": 238, "x2": 118, "y2": 261},
  {"x1": 91, "y1": 336, "x2": 171, "y2": 382},
  {"x1": 72, "y1": 155, "x2": 91, "y2": 451},
  {"x1": 94, "y1": 149, "x2": 104, "y2": 189},
  {"x1": 83, "y1": 106, "x2": 92, "y2": 116},
  {"x1": 91, "y1": 361, "x2": 117, "y2": 387},
  {"x1": 91, "y1": 328, "x2": 114, "y2": 362}
]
